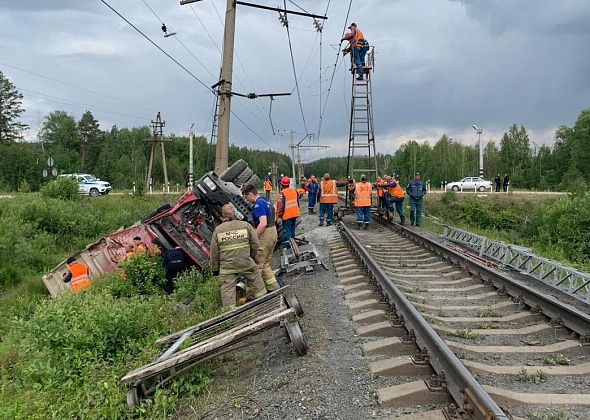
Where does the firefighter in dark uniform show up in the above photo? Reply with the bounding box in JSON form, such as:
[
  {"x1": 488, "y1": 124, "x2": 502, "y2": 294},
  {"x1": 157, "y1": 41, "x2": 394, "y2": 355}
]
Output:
[
  {"x1": 210, "y1": 204, "x2": 267, "y2": 309},
  {"x1": 162, "y1": 246, "x2": 189, "y2": 294}
]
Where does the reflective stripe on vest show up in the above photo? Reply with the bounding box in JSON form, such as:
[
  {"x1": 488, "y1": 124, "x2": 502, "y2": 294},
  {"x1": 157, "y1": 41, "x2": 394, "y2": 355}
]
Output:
[
  {"x1": 390, "y1": 184, "x2": 405, "y2": 198},
  {"x1": 264, "y1": 180, "x2": 272, "y2": 191},
  {"x1": 377, "y1": 181, "x2": 386, "y2": 197},
  {"x1": 69, "y1": 262, "x2": 91, "y2": 293},
  {"x1": 281, "y1": 188, "x2": 301, "y2": 220},
  {"x1": 355, "y1": 182, "x2": 372, "y2": 207},
  {"x1": 320, "y1": 180, "x2": 338, "y2": 203}
]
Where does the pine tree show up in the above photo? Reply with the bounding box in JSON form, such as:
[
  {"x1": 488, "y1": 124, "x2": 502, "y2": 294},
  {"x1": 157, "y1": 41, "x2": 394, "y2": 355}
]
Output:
[{"x1": 0, "y1": 71, "x2": 28, "y2": 143}]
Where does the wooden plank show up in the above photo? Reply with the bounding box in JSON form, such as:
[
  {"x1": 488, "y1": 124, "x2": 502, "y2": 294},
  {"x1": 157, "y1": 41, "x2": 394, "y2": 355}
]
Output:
[
  {"x1": 121, "y1": 308, "x2": 295, "y2": 384},
  {"x1": 155, "y1": 286, "x2": 290, "y2": 345}
]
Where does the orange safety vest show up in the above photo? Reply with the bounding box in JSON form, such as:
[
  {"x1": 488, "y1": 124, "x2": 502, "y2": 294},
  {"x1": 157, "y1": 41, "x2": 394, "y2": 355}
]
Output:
[
  {"x1": 389, "y1": 183, "x2": 405, "y2": 199},
  {"x1": 69, "y1": 262, "x2": 92, "y2": 293},
  {"x1": 376, "y1": 180, "x2": 386, "y2": 197},
  {"x1": 355, "y1": 182, "x2": 372, "y2": 207},
  {"x1": 353, "y1": 28, "x2": 366, "y2": 47},
  {"x1": 320, "y1": 180, "x2": 338, "y2": 204},
  {"x1": 264, "y1": 180, "x2": 272, "y2": 191},
  {"x1": 279, "y1": 188, "x2": 301, "y2": 220}
]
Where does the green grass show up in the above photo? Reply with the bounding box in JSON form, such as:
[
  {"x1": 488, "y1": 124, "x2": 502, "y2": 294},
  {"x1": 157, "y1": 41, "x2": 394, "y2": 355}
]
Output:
[
  {"x1": 0, "y1": 193, "x2": 221, "y2": 418},
  {"x1": 454, "y1": 329, "x2": 480, "y2": 339},
  {"x1": 543, "y1": 354, "x2": 571, "y2": 366},
  {"x1": 516, "y1": 369, "x2": 549, "y2": 384}
]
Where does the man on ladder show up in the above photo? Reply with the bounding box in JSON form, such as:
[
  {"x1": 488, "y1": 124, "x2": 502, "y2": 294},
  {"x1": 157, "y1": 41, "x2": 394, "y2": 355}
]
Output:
[{"x1": 342, "y1": 23, "x2": 369, "y2": 81}]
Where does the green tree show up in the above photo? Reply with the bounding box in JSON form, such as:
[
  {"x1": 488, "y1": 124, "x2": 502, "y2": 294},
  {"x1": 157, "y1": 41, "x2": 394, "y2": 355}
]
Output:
[
  {"x1": 499, "y1": 124, "x2": 532, "y2": 185},
  {"x1": 0, "y1": 71, "x2": 28, "y2": 142},
  {"x1": 570, "y1": 109, "x2": 590, "y2": 182},
  {"x1": 78, "y1": 110, "x2": 102, "y2": 171}
]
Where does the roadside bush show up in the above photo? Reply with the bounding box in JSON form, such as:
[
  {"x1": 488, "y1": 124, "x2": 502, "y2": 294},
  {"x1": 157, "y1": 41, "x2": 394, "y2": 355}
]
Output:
[
  {"x1": 120, "y1": 253, "x2": 166, "y2": 295},
  {"x1": 18, "y1": 179, "x2": 31, "y2": 193},
  {"x1": 40, "y1": 177, "x2": 80, "y2": 201}
]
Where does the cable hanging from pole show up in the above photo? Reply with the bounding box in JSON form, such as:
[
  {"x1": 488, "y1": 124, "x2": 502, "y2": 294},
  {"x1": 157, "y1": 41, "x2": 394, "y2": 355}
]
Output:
[
  {"x1": 283, "y1": 0, "x2": 309, "y2": 135},
  {"x1": 317, "y1": 0, "x2": 353, "y2": 141}
]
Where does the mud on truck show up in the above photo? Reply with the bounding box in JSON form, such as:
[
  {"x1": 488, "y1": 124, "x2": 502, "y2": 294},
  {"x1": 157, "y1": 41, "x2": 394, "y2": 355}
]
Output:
[{"x1": 43, "y1": 160, "x2": 275, "y2": 297}]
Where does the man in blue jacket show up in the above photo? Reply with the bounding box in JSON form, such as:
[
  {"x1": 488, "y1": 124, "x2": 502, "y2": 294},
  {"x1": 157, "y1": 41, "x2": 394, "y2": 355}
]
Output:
[
  {"x1": 406, "y1": 172, "x2": 427, "y2": 227},
  {"x1": 307, "y1": 175, "x2": 319, "y2": 214}
]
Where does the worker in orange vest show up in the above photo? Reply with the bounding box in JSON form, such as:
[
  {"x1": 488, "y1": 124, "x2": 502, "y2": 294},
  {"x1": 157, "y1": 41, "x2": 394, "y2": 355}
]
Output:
[
  {"x1": 342, "y1": 23, "x2": 369, "y2": 81},
  {"x1": 355, "y1": 174, "x2": 372, "y2": 229},
  {"x1": 385, "y1": 175, "x2": 406, "y2": 225},
  {"x1": 276, "y1": 176, "x2": 300, "y2": 249},
  {"x1": 62, "y1": 256, "x2": 92, "y2": 293},
  {"x1": 264, "y1": 174, "x2": 273, "y2": 200},
  {"x1": 318, "y1": 173, "x2": 347, "y2": 226},
  {"x1": 375, "y1": 177, "x2": 387, "y2": 209}
]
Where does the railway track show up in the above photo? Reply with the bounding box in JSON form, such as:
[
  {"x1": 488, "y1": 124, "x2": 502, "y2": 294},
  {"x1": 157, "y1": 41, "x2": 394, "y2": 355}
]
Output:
[{"x1": 329, "y1": 213, "x2": 590, "y2": 419}]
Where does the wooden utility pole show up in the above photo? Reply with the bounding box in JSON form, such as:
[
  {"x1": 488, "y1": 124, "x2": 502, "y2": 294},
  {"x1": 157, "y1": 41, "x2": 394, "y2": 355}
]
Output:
[{"x1": 146, "y1": 112, "x2": 169, "y2": 193}]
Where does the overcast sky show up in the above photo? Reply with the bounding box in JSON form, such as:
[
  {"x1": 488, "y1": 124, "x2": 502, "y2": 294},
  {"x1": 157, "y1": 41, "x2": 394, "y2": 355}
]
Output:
[{"x1": 1, "y1": 0, "x2": 589, "y2": 161}]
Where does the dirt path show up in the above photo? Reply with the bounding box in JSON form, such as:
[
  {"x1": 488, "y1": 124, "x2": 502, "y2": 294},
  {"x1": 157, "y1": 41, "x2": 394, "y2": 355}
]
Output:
[{"x1": 181, "y1": 212, "x2": 396, "y2": 419}]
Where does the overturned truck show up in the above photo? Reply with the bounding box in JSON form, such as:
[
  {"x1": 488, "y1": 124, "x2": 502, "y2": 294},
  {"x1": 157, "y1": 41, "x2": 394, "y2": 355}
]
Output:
[{"x1": 42, "y1": 160, "x2": 269, "y2": 296}]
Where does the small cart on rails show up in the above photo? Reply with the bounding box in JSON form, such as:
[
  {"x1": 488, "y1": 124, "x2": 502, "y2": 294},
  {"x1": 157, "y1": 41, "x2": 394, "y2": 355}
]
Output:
[{"x1": 120, "y1": 286, "x2": 307, "y2": 407}]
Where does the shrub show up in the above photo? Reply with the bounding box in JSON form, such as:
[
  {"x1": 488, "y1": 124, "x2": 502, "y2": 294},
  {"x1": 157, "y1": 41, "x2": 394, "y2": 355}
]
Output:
[
  {"x1": 18, "y1": 179, "x2": 31, "y2": 193},
  {"x1": 119, "y1": 253, "x2": 166, "y2": 295},
  {"x1": 440, "y1": 190, "x2": 457, "y2": 205},
  {"x1": 40, "y1": 177, "x2": 80, "y2": 201}
]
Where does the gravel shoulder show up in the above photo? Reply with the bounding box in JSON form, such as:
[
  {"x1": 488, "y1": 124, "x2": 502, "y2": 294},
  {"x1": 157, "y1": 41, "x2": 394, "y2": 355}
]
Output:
[{"x1": 179, "y1": 211, "x2": 391, "y2": 419}]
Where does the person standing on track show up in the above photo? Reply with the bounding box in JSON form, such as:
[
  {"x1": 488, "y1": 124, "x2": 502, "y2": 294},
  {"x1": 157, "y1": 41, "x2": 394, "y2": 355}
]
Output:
[
  {"x1": 346, "y1": 177, "x2": 356, "y2": 209},
  {"x1": 242, "y1": 184, "x2": 280, "y2": 292},
  {"x1": 355, "y1": 174, "x2": 372, "y2": 229},
  {"x1": 306, "y1": 175, "x2": 319, "y2": 214},
  {"x1": 318, "y1": 173, "x2": 339, "y2": 226},
  {"x1": 407, "y1": 172, "x2": 427, "y2": 227},
  {"x1": 210, "y1": 204, "x2": 267, "y2": 309},
  {"x1": 264, "y1": 174, "x2": 273, "y2": 200},
  {"x1": 386, "y1": 175, "x2": 406, "y2": 225},
  {"x1": 276, "y1": 176, "x2": 300, "y2": 250}
]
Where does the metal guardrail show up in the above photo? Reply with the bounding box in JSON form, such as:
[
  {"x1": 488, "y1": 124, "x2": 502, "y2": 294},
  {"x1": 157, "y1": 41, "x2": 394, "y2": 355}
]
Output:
[
  {"x1": 443, "y1": 226, "x2": 590, "y2": 304},
  {"x1": 339, "y1": 222, "x2": 509, "y2": 420}
]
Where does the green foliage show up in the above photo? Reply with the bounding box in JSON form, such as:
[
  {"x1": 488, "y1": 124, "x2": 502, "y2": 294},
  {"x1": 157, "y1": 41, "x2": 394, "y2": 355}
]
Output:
[
  {"x1": 39, "y1": 177, "x2": 80, "y2": 201},
  {"x1": 0, "y1": 71, "x2": 28, "y2": 143},
  {"x1": 120, "y1": 253, "x2": 165, "y2": 295},
  {"x1": 454, "y1": 329, "x2": 479, "y2": 339},
  {"x1": 516, "y1": 369, "x2": 548, "y2": 384},
  {"x1": 17, "y1": 179, "x2": 30, "y2": 193},
  {"x1": 543, "y1": 354, "x2": 571, "y2": 366},
  {"x1": 0, "y1": 274, "x2": 219, "y2": 419}
]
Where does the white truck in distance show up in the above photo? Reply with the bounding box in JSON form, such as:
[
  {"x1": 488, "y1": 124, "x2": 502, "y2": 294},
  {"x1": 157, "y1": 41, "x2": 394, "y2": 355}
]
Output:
[
  {"x1": 59, "y1": 173, "x2": 112, "y2": 196},
  {"x1": 446, "y1": 177, "x2": 492, "y2": 192}
]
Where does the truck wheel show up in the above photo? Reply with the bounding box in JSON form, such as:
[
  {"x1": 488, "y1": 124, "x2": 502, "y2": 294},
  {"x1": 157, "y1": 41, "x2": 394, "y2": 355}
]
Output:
[
  {"x1": 220, "y1": 159, "x2": 248, "y2": 182},
  {"x1": 144, "y1": 203, "x2": 172, "y2": 221},
  {"x1": 127, "y1": 386, "x2": 141, "y2": 408},
  {"x1": 235, "y1": 167, "x2": 253, "y2": 186},
  {"x1": 89, "y1": 188, "x2": 99, "y2": 197},
  {"x1": 244, "y1": 174, "x2": 260, "y2": 188}
]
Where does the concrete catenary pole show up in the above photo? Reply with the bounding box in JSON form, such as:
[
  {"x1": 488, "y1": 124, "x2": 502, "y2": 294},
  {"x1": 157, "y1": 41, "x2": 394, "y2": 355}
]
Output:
[
  {"x1": 215, "y1": 0, "x2": 237, "y2": 174},
  {"x1": 290, "y1": 131, "x2": 296, "y2": 187}
]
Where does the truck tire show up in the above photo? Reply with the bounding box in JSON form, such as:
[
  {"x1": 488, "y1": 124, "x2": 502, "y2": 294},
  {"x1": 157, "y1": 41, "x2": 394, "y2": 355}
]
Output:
[
  {"x1": 145, "y1": 203, "x2": 172, "y2": 221},
  {"x1": 244, "y1": 174, "x2": 260, "y2": 188},
  {"x1": 220, "y1": 159, "x2": 248, "y2": 182},
  {"x1": 235, "y1": 167, "x2": 254, "y2": 186}
]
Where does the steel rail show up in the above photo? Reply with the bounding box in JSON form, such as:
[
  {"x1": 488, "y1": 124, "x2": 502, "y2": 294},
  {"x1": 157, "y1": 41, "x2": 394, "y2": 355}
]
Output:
[
  {"x1": 372, "y1": 213, "x2": 590, "y2": 341},
  {"x1": 339, "y1": 222, "x2": 509, "y2": 420}
]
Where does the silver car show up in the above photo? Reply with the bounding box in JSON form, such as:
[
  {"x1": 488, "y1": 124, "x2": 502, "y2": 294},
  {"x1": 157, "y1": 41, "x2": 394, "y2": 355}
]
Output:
[
  {"x1": 59, "y1": 173, "x2": 112, "y2": 196},
  {"x1": 446, "y1": 177, "x2": 492, "y2": 192}
]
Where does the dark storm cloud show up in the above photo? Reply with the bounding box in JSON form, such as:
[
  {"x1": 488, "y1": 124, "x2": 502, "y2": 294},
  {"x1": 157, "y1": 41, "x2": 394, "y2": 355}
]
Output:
[{"x1": 1, "y1": 0, "x2": 589, "y2": 157}]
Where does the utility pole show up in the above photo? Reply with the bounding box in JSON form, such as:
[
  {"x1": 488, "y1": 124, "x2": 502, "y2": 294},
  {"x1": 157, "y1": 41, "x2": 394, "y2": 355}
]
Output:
[
  {"x1": 181, "y1": 0, "x2": 327, "y2": 174},
  {"x1": 269, "y1": 161, "x2": 278, "y2": 186},
  {"x1": 289, "y1": 131, "x2": 296, "y2": 186},
  {"x1": 146, "y1": 112, "x2": 169, "y2": 193},
  {"x1": 188, "y1": 123, "x2": 195, "y2": 190},
  {"x1": 473, "y1": 125, "x2": 484, "y2": 178}
]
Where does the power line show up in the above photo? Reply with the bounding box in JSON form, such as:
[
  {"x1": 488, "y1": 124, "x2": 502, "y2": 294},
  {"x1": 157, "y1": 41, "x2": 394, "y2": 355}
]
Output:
[
  {"x1": 140, "y1": 0, "x2": 163, "y2": 23},
  {"x1": 317, "y1": 0, "x2": 353, "y2": 141},
  {"x1": 99, "y1": 0, "x2": 212, "y2": 93},
  {"x1": 283, "y1": 0, "x2": 309, "y2": 134},
  {"x1": 20, "y1": 88, "x2": 150, "y2": 120},
  {"x1": 0, "y1": 61, "x2": 157, "y2": 113}
]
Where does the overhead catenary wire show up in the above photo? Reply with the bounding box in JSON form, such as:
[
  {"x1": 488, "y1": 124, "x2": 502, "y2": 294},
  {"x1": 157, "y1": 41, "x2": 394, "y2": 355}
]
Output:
[
  {"x1": 283, "y1": 0, "x2": 309, "y2": 135},
  {"x1": 317, "y1": 0, "x2": 353, "y2": 141},
  {"x1": 101, "y1": 0, "x2": 274, "y2": 150},
  {"x1": 99, "y1": 0, "x2": 212, "y2": 93},
  {"x1": 0, "y1": 62, "x2": 157, "y2": 113}
]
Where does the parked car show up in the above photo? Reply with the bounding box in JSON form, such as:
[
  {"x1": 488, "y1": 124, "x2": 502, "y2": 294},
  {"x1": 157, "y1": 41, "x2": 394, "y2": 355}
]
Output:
[
  {"x1": 446, "y1": 177, "x2": 492, "y2": 192},
  {"x1": 59, "y1": 173, "x2": 112, "y2": 196}
]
